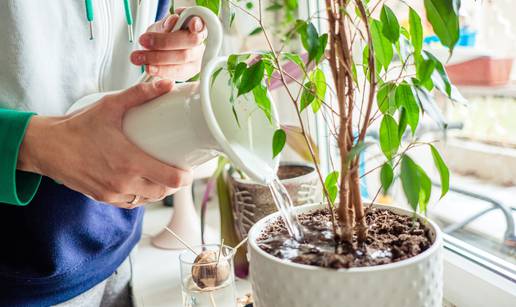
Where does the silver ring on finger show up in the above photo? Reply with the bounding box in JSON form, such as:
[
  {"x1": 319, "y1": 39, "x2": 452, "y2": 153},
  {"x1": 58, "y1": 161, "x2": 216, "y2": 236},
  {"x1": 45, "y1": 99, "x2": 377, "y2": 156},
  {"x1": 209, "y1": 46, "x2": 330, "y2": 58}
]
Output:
[{"x1": 128, "y1": 195, "x2": 140, "y2": 205}]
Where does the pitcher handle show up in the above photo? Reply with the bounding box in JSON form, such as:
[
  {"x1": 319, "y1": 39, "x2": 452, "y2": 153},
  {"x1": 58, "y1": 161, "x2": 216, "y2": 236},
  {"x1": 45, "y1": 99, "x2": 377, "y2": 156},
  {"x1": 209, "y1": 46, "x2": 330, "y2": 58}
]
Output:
[{"x1": 138, "y1": 6, "x2": 223, "y2": 83}]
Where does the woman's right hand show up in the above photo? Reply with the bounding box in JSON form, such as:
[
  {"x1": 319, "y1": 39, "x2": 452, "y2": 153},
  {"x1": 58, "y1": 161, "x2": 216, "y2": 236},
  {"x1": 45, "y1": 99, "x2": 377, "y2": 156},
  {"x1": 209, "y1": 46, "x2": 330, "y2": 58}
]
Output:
[{"x1": 16, "y1": 79, "x2": 193, "y2": 208}]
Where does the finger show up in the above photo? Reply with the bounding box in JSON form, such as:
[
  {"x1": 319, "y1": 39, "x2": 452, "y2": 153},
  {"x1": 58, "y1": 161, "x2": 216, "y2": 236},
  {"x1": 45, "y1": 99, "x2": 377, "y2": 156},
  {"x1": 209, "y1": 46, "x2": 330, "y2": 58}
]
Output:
[
  {"x1": 118, "y1": 136, "x2": 194, "y2": 189},
  {"x1": 112, "y1": 196, "x2": 150, "y2": 209},
  {"x1": 146, "y1": 62, "x2": 202, "y2": 80},
  {"x1": 141, "y1": 186, "x2": 178, "y2": 203},
  {"x1": 139, "y1": 31, "x2": 205, "y2": 50},
  {"x1": 130, "y1": 45, "x2": 204, "y2": 65},
  {"x1": 162, "y1": 14, "x2": 179, "y2": 32},
  {"x1": 111, "y1": 79, "x2": 173, "y2": 110},
  {"x1": 187, "y1": 16, "x2": 204, "y2": 33},
  {"x1": 175, "y1": 7, "x2": 186, "y2": 15},
  {"x1": 127, "y1": 177, "x2": 168, "y2": 200}
]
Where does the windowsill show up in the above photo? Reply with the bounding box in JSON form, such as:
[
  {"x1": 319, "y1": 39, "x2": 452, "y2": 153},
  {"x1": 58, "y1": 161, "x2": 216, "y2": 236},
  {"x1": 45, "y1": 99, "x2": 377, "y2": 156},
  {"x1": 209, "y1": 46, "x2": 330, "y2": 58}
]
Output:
[{"x1": 443, "y1": 245, "x2": 516, "y2": 307}]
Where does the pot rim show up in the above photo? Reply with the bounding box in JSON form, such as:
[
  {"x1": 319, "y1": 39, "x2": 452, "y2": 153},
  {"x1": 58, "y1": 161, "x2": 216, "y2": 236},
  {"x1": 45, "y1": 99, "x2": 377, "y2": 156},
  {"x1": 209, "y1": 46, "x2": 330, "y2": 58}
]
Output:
[
  {"x1": 229, "y1": 161, "x2": 317, "y2": 186},
  {"x1": 248, "y1": 202, "x2": 442, "y2": 273}
]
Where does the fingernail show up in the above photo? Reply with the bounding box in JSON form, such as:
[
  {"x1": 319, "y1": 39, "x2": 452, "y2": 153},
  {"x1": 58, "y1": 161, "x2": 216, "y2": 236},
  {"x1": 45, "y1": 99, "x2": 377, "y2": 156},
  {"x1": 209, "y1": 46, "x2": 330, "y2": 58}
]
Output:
[
  {"x1": 139, "y1": 34, "x2": 154, "y2": 47},
  {"x1": 155, "y1": 79, "x2": 172, "y2": 89},
  {"x1": 147, "y1": 65, "x2": 158, "y2": 75},
  {"x1": 131, "y1": 53, "x2": 145, "y2": 64},
  {"x1": 194, "y1": 18, "x2": 203, "y2": 32}
]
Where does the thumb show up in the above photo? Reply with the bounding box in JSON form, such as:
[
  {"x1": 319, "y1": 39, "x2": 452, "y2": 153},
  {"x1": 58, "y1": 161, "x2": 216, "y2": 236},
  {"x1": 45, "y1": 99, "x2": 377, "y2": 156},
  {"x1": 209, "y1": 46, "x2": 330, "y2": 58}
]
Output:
[{"x1": 116, "y1": 79, "x2": 173, "y2": 111}]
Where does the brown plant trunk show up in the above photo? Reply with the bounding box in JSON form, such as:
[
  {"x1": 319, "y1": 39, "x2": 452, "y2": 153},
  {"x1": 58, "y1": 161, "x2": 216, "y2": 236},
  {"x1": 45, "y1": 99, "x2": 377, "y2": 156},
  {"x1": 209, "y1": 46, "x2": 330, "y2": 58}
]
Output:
[{"x1": 351, "y1": 168, "x2": 368, "y2": 242}]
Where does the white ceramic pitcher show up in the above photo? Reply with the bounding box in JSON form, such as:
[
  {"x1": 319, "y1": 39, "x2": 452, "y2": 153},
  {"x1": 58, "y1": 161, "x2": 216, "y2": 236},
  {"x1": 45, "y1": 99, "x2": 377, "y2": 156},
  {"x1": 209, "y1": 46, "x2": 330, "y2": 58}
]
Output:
[{"x1": 68, "y1": 7, "x2": 279, "y2": 184}]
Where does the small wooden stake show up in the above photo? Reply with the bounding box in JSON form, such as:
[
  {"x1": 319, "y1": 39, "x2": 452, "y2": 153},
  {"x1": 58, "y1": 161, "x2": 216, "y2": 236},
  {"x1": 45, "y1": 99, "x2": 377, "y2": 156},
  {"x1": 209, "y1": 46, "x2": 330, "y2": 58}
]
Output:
[
  {"x1": 233, "y1": 237, "x2": 248, "y2": 251},
  {"x1": 209, "y1": 292, "x2": 217, "y2": 307},
  {"x1": 164, "y1": 226, "x2": 198, "y2": 255}
]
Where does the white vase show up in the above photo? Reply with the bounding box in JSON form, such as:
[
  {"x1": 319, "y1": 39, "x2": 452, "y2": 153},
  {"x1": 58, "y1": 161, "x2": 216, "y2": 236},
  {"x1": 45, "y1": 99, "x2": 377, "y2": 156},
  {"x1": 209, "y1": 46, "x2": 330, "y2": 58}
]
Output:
[{"x1": 247, "y1": 203, "x2": 443, "y2": 307}]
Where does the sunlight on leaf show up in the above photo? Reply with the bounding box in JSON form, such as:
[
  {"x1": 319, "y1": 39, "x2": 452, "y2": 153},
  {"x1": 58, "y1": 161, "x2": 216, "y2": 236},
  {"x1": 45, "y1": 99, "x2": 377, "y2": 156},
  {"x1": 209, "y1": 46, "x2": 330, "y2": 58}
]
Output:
[
  {"x1": 272, "y1": 129, "x2": 287, "y2": 158},
  {"x1": 400, "y1": 155, "x2": 421, "y2": 212},
  {"x1": 238, "y1": 60, "x2": 265, "y2": 96},
  {"x1": 380, "y1": 5, "x2": 400, "y2": 44},
  {"x1": 430, "y1": 144, "x2": 450, "y2": 198},
  {"x1": 379, "y1": 115, "x2": 400, "y2": 160},
  {"x1": 380, "y1": 163, "x2": 394, "y2": 193}
]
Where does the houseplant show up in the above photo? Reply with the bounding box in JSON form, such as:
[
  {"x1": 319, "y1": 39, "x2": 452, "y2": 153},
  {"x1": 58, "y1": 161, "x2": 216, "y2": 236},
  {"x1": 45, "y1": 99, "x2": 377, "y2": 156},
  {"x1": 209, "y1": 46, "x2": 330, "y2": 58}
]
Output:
[{"x1": 196, "y1": 0, "x2": 463, "y2": 306}]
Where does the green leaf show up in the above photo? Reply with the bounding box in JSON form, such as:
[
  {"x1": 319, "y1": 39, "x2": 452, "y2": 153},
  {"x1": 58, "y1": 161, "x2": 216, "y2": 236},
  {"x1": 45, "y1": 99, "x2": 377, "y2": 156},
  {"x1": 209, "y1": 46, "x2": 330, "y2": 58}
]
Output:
[
  {"x1": 210, "y1": 67, "x2": 223, "y2": 88},
  {"x1": 414, "y1": 85, "x2": 447, "y2": 128},
  {"x1": 249, "y1": 27, "x2": 263, "y2": 36},
  {"x1": 252, "y1": 85, "x2": 272, "y2": 123},
  {"x1": 324, "y1": 171, "x2": 339, "y2": 205},
  {"x1": 324, "y1": 171, "x2": 339, "y2": 187},
  {"x1": 380, "y1": 163, "x2": 394, "y2": 193},
  {"x1": 409, "y1": 8, "x2": 423, "y2": 55},
  {"x1": 227, "y1": 54, "x2": 250, "y2": 72},
  {"x1": 416, "y1": 57, "x2": 436, "y2": 85},
  {"x1": 395, "y1": 84, "x2": 420, "y2": 135},
  {"x1": 272, "y1": 129, "x2": 287, "y2": 158},
  {"x1": 423, "y1": 51, "x2": 467, "y2": 103},
  {"x1": 283, "y1": 52, "x2": 306, "y2": 73},
  {"x1": 377, "y1": 82, "x2": 397, "y2": 115},
  {"x1": 285, "y1": 0, "x2": 298, "y2": 9},
  {"x1": 424, "y1": 0, "x2": 460, "y2": 52},
  {"x1": 430, "y1": 144, "x2": 449, "y2": 198},
  {"x1": 380, "y1": 5, "x2": 400, "y2": 43},
  {"x1": 398, "y1": 107, "x2": 408, "y2": 141},
  {"x1": 238, "y1": 60, "x2": 265, "y2": 96},
  {"x1": 300, "y1": 81, "x2": 316, "y2": 111},
  {"x1": 196, "y1": 0, "x2": 221, "y2": 15},
  {"x1": 417, "y1": 165, "x2": 432, "y2": 213},
  {"x1": 246, "y1": 2, "x2": 254, "y2": 9},
  {"x1": 310, "y1": 68, "x2": 326, "y2": 113},
  {"x1": 400, "y1": 155, "x2": 421, "y2": 211},
  {"x1": 298, "y1": 21, "x2": 320, "y2": 63},
  {"x1": 266, "y1": 2, "x2": 283, "y2": 11},
  {"x1": 316, "y1": 34, "x2": 328, "y2": 63},
  {"x1": 233, "y1": 62, "x2": 247, "y2": 86},
  {"x1": 346, "y1": 142, "x2": 373, "y2": 163},
  {"x1": 327, "y1": 186, "x2": 338, "y2": 206},
  {"x1": 370, "y1": 19, "x2": 394, "y2": 71},
  {"x1": 232, "y1": 106, "x2": 240, "y2": 127},
  {"x1": 379, "y1": 115, "x2": 400, "y2": 160}
]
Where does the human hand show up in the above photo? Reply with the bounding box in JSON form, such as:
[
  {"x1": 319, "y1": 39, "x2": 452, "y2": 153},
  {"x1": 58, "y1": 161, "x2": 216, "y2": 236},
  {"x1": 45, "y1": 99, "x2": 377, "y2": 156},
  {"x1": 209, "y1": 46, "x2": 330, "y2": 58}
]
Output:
[
  {"x1": 130, "y1": 8, "x2": 207, "y2": 81},
  {"x1": 17, "y1": 80, "x2": 193, "y2": 208}
]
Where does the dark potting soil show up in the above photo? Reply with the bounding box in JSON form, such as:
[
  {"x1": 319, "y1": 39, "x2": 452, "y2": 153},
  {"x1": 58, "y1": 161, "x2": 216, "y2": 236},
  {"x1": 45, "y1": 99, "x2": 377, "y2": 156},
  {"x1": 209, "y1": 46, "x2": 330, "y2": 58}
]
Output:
[
  {"x1": 257, "y1": 207, "x2": 433, "y2": 269},
  {"x1": 277, "y1": 165, "x2": 313, "y2": 180}
]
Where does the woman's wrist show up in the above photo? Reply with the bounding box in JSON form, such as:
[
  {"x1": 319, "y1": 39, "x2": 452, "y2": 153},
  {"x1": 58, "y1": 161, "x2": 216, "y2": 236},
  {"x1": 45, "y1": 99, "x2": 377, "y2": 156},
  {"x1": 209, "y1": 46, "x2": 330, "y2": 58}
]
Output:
[{"x1": 17, "y1": 115, "x2": 60, "y2": 175}]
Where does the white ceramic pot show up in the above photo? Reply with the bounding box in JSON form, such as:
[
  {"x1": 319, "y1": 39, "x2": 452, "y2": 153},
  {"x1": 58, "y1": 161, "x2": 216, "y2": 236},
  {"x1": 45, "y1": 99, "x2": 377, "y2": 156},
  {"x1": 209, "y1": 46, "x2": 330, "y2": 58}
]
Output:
[
  {"x1": 68, "y1": 7, "x2": 279, "y2": 184},
  {"x1": 248, "y1": 203, "x2": 443, "y2": 307}
]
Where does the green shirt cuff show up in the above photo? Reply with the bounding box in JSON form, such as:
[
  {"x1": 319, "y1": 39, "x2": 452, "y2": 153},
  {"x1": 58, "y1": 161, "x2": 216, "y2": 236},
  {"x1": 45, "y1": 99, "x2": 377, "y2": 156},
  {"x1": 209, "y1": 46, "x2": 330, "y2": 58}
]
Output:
[{"x1": 0, "y1": 109, "x2": 42, "y2": 206}]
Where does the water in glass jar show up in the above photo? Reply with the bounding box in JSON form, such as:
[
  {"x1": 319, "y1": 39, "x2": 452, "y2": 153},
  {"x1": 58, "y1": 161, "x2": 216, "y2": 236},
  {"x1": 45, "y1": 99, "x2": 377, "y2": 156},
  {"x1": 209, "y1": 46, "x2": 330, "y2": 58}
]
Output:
[{"x1": 182, "y1": 276, "x2": 236, "y2": 307}]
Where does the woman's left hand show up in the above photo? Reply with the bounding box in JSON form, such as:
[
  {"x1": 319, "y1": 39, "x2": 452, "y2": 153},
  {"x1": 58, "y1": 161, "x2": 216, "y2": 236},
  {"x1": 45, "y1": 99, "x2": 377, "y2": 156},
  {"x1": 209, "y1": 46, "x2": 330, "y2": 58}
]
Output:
[{"x1": 130, "y1": 8, "x2": 206, "y2": 81}]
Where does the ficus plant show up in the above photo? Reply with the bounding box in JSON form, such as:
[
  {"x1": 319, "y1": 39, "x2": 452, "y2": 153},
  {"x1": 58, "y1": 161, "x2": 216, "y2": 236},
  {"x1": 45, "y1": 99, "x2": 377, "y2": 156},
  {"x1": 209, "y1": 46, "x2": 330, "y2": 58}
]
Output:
[{"x1": 197, "y1": 0, "x2": 462, "y2": 247}]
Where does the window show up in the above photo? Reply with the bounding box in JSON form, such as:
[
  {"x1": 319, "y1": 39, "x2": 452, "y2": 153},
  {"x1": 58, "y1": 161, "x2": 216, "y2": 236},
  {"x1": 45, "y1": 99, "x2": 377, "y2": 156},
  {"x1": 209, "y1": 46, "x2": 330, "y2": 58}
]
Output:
[{"x1": 297, "y1": 0, "x2": 516, "y2": 302}]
